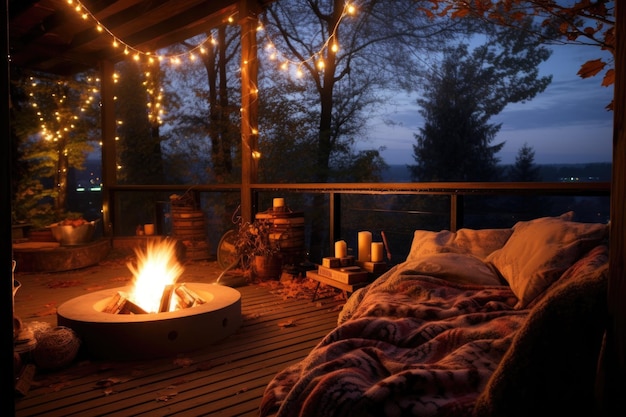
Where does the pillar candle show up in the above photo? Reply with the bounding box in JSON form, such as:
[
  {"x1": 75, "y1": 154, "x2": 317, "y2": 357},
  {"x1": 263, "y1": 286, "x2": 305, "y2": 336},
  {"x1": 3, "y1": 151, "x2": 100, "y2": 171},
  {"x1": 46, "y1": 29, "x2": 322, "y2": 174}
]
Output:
[
  {"x1": 357, "y1": 231, "x2": 372, "y2": 262},
  {"x1": 273, "y1": 198, "x2": 285, "y2": 210},
  {"x1": 371, "y1": 242, "x2": 384, "y2": 262},
  {"x1": 144, "y1": 223, "x2": 155, "y2": 235},
  {"x1": 335, "y1": 240, "x2": 347, "y2": 258}
]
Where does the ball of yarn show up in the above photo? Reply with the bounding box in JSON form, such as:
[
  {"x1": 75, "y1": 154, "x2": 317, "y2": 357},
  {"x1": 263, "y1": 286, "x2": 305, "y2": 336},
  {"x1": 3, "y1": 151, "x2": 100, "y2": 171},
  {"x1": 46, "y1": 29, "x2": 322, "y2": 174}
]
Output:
[{"x1": 33, "y1": 326, "x2": 81, "y2": 370}]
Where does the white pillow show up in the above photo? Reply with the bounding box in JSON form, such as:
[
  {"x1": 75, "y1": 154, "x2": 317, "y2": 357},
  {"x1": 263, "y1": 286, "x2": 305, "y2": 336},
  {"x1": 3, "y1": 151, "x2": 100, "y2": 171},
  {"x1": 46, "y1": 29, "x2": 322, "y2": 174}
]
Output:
[
  {"x1": 406, "y1": 228, "x2": 512, "y2": 261},
  {"x1": 405, "y1": 252, "x2": 504, "y2": 286},
  {"x1": 486, "y1": 216, "x2": 607, "y2": 309}
]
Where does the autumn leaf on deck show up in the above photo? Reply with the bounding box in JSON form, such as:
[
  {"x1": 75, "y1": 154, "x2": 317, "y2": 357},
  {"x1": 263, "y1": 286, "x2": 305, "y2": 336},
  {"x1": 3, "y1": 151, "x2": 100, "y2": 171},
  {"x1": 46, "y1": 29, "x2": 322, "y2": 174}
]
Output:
[
  {"x1": 156, "y1": 388, "x2": 178, "y2": 402},
  {"x1": 173, "y1": 357, "x2": 194, "y2": 367},
  {"x1": 278, "y1": 319, "x2": 297, "y2": 328},
  {"x1": 577, "y1": 59, "x2": 606, "y2": 79},
  {"x1": 95, "y1": 376, "x2": 129, "y2": 387}
]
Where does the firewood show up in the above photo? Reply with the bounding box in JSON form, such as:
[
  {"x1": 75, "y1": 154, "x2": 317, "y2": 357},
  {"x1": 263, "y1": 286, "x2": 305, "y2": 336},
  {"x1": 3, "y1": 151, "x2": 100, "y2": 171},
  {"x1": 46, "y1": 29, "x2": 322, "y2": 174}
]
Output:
[
  {"x1": 159, "y1": 285, "x2": 175, "y2": 313},
  {"x1": 175, "y1": 283, "x2": 206, "y2": 308},
  {"x1": 102, "y1": 291, "x2": 126, "y2": 314},
  {"x1": 118, "y1": 298, "x2": 148, "y2": 315}
]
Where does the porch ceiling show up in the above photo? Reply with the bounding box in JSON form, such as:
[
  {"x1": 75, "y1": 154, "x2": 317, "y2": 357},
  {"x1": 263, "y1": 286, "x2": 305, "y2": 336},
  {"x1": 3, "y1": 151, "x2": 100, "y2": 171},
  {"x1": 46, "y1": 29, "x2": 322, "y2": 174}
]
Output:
[{"x1": 8, "y1": 0, "x2": 273, "y2": 76}]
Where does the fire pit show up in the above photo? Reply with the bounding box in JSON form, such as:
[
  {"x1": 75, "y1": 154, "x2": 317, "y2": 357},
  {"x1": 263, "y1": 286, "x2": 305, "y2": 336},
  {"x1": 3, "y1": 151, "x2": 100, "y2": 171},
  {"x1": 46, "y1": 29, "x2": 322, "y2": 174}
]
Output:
[{"x1": 56, "y1": 239, "x2": 242, "y2": 360}]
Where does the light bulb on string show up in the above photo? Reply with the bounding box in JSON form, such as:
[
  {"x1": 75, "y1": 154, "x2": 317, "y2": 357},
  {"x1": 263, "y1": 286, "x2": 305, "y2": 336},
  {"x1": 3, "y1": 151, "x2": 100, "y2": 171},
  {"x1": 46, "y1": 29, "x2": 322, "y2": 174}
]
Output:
[
  {"x1": 259, "y1": 1, "x2": 356, "y2": 78},
  {"x1": 66, "y1": 0, "x2": 216, "y2": 66}
]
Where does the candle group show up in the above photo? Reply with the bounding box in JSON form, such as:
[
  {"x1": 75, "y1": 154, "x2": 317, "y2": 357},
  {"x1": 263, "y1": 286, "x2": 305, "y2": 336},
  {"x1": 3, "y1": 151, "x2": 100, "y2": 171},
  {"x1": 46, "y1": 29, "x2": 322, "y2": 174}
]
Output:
[{"x1": 335, "y1": 232, "x2": 385, "y2": 263}]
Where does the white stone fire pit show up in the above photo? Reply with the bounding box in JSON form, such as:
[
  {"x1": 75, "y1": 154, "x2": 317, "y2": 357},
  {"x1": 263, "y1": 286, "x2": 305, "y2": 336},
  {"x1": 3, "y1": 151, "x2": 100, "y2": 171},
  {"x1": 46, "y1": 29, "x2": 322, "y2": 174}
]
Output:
[{"x1": 57, "y1": 283, "x2": 241, "y2": 360}]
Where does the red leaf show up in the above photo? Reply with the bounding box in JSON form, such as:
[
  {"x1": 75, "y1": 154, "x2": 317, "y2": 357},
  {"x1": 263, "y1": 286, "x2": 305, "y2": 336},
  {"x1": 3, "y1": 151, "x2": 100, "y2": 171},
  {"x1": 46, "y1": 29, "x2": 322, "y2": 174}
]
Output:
[
  {"x1": 602, "y1": 69, "x2": 615, "y2": 87},
  {"x1": 577, "y1": 59, "x2": 606, "y2": 79}
]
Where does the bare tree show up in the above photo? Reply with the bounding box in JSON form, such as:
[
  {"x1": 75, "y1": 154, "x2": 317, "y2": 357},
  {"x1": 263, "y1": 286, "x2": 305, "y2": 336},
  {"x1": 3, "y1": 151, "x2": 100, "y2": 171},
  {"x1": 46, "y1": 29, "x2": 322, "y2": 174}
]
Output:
[{"x1": 262, "y1": 0, "x2": 458, "y2": 182}]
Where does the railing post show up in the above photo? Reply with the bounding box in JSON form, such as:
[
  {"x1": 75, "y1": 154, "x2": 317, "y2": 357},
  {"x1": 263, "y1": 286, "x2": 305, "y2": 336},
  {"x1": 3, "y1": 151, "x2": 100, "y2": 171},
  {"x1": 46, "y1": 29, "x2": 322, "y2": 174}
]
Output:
[
  {"x1": 99, "y1": 59, "x2": 116, "y2": 237},
  {"x1": 450, "y1": 194, "x2": 464, "y2": 232},
  {"x1": 329, "y1": 192, "x2": 341, "y2": 249}
]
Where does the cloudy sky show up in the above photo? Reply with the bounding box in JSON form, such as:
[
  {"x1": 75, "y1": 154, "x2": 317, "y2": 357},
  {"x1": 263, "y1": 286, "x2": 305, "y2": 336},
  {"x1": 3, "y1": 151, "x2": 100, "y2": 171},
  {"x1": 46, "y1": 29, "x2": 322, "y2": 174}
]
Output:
[{"x1": 363, "y1": 43, "x2": 614, "y2": 166}]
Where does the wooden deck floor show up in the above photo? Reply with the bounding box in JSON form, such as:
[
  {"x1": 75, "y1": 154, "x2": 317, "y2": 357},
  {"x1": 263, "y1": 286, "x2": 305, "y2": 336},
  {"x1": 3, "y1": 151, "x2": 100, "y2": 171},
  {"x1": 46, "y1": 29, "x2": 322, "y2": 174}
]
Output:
[{"x1": 13, "y1": 251, "x2": 346, "y2": 416}]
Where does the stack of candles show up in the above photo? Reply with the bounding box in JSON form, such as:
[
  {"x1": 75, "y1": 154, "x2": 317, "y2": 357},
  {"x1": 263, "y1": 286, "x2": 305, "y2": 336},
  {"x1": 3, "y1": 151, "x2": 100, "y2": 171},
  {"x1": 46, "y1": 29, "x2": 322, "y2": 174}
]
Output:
[{"x1": 334, "y1": 231, "x2": 385, "y2": 263}]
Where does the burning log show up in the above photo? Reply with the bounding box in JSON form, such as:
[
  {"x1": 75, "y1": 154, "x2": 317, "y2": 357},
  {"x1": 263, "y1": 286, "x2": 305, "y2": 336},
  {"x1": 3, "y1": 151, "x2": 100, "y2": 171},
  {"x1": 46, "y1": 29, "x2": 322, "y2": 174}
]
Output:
[
  {"x1": 159, "y1": 285, "x2": 175, "y2": 313},
  {"x1": 102, "y1": 291, "x2": 148, "y2": 315},
  {"x1": 174, "y1": 283, "x2": 206, "y2": 308},
  {"x1": 103, "y1": 284, "x2": 205, "y2": 315}
]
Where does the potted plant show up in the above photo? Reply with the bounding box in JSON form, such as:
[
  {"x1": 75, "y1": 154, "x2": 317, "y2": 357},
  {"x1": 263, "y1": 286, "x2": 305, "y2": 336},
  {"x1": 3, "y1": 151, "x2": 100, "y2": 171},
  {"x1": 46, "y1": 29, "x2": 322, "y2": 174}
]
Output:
[{"x1": 233, "y1": 217, "x2": 282, "y2": 280}]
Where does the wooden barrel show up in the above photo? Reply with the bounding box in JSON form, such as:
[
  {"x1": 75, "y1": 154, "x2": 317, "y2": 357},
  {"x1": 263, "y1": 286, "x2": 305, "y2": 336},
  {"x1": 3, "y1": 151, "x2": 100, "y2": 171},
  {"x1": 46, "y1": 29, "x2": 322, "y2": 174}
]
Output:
[
  {"x1": 171, "y1": 209, "x2": 209, "y2": 260},
  {"x1": 255, "y1": 210, "x2": 305, "y2": 266}
]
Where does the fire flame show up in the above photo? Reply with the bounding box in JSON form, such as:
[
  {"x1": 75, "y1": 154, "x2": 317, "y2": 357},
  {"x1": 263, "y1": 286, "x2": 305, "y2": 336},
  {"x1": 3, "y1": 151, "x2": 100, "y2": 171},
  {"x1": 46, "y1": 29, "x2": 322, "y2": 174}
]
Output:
[{"x1": 126, "y1": 239, "x2": 184, "y2": 313}]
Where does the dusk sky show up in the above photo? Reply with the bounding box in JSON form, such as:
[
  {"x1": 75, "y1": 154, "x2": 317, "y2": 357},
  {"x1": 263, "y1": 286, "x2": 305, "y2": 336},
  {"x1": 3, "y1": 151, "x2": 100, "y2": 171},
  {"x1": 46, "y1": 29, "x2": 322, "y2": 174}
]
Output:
[{"x1": 364, "y1": 43, "x2": 614, "y2": 166}]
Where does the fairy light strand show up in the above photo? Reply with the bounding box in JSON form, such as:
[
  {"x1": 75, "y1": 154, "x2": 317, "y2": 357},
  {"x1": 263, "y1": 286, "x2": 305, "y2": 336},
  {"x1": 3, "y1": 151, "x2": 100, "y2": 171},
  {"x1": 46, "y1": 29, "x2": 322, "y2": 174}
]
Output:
[
  {"x1": 66, "y1": 0, "x2": 357, "y2": 72},
  {"x1": 66, "y1": 0, "x2": 216, "y2": 63},
  {"x1": 260, "y1": 3, "x2": 357, "y2": 76},
  {"x1": 64, "y1": 0, "x2": 358, "y2": 160}
]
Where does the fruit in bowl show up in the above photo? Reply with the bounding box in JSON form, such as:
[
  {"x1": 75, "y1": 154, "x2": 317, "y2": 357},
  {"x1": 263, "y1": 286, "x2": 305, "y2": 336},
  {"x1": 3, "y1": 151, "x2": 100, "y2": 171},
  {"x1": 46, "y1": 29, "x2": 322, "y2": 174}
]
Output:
[{"x1": 48, "y1": 218, "x2": 99, "y2": 246}]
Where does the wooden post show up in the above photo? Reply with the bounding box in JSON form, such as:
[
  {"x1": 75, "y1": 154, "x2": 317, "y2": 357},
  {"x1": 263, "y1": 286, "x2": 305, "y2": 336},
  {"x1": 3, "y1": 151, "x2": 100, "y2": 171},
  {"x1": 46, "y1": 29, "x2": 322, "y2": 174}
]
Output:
[
  {"x1": 239, "y1": 0, "x2": 260, "y2": 224},
  {"x1": 601, "y1": 2, "x2": 626, "y2": 415},
  {"x1": 100, "y1": 59, "x2": 117, "y2": 237},
  {"x1": 601, "y1": 1, "x2": 626, "y2": 415},
  {"x1": 2, "y1": 0, "x2": 17, "y2": 413}
]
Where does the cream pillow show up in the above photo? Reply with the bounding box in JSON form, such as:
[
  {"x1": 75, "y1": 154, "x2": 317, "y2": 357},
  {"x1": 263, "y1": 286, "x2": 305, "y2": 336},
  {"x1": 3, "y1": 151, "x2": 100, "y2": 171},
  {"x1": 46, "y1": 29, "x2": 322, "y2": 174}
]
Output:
[
  {"x1": 406, "y1": 228, "x2": 512, "y2": 262},
  {"x1": 406, "y1": 230, "x2": 456, "y2": 261},
  {"x1": 405, "y1": 252, "x2": 504, "y2": 286},
  {"x1": 486, "y1": 216, "x2": 608, "y2": 309}
]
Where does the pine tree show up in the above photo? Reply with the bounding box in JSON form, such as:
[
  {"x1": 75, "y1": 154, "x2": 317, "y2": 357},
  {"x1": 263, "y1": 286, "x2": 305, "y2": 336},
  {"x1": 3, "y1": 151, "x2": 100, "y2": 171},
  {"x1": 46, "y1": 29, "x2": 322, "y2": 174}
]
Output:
[
  {"x1": 410, "y1": 20, "x2": 552, "y2": 182},
  {"x1": 509, "y1": 143, "x2": 541, "y2": 182}
]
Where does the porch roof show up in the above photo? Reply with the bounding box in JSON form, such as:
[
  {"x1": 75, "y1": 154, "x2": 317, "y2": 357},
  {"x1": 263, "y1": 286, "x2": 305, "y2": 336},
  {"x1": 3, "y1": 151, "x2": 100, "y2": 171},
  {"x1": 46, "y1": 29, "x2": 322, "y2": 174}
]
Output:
[{"x1": 9, "y1": 0, "x2": 273, "y2": 76}]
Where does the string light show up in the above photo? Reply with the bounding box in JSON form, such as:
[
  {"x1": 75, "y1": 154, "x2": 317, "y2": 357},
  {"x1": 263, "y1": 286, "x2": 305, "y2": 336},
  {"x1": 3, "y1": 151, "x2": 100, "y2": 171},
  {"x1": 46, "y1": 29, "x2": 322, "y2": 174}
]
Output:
[
  {"x1": 65, "y1": 0, "x2": 221, "y2": 64},
  {"x1": 62, "y1": 0, "x2": 357, "y2": 161},
  {"x1": 66, "y1": 0, "x2": 357, "y2": 75},
  {"x1": 260, "y1": 2, "x2": 357, "y2": 75}
]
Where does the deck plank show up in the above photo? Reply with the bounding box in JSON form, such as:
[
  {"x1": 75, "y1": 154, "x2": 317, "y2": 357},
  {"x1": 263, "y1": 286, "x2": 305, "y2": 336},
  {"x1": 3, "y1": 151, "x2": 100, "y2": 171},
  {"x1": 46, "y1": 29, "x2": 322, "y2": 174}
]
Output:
[{"x1": 13, "y1": 259, "x2": 346, "y2": 417}]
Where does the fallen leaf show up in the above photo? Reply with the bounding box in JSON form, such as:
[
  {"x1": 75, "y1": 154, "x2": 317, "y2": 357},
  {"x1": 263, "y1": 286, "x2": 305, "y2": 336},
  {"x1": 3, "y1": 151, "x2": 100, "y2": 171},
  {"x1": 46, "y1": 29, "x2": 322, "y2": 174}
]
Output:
[
  {"x1": 278, "y1": 319, "x2": 297, "y2": 328},
  {"x1": 156, "y1": 389, "x2": 178, "y2": 402},
  {"x1": 171, "y1": 377, "x2": 190, "y2": 385},
  {"x1": 95, "y1": 376, "x2": 129, "y2": 387},
  {"x1": 173, "y1": 357, "x2": 193, "y2": 367}
]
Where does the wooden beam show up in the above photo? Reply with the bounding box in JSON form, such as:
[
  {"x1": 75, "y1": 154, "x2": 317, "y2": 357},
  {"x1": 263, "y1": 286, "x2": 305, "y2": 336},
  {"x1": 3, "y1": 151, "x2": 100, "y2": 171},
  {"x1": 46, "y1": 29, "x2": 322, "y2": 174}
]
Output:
[
  {"x1": 601, "y1": 2, "x2": 626, "y2": 415},
  {"x1": 3, "y1": 0, "x2": 17, "y2": 413}
]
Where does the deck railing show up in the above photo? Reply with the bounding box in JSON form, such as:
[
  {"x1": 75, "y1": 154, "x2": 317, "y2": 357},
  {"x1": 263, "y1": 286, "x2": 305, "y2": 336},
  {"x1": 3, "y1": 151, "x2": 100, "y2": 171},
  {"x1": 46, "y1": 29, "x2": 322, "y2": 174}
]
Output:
[{"x1": 105, "y1": 181, "x2": 610, "y2": 262}]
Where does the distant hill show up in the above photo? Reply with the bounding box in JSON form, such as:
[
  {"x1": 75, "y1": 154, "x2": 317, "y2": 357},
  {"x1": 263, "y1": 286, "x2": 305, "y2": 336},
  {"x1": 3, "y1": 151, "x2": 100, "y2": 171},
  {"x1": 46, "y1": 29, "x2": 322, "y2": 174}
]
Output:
[
  {"x1": 382, "y1": 164, "x2": 412, "y2": 182},
  {"x1": 382, "y1": 162, "x2": 612, "y2": 182}
]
